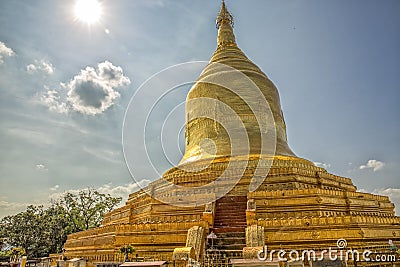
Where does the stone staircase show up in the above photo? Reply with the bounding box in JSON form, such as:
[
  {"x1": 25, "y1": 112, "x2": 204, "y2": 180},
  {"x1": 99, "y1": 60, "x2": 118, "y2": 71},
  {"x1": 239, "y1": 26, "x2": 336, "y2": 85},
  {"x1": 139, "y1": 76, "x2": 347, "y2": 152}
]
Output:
[
  {"x1": 211, "y1": 232, "x2": 246, "y2": 251},
  {"x1": 209, "y1": 196, "x2": 247, "y2": 252},
  {"x1": 213, "y1": 196, "x2": 247, "y2": 231}
]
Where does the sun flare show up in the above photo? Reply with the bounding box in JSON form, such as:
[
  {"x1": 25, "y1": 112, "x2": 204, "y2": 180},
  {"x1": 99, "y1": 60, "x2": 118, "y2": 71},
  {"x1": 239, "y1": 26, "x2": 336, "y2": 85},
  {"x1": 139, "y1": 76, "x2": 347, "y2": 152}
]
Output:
[{"x1": 74, "y1": 0, "x2": 102, "y2": 24}]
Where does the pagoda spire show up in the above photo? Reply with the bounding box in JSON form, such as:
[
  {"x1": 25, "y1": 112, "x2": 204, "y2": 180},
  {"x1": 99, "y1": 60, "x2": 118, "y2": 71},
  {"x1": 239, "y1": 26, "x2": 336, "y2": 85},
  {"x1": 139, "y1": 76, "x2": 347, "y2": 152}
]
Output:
[
  {"x1": 216, "y1": 0, "x2": 234, "y2": 29},
  {"x1": 216, "y1": 0, "x2": 236, "y2": 47}
]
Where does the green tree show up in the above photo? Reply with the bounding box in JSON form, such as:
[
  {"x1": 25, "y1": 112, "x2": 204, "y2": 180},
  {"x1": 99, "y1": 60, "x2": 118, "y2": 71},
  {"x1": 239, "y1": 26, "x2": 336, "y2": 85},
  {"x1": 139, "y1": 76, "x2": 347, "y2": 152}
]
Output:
[
  {"x1": 118, "y1": 244, "x2": 135, "y2": 262},
  {"x1": 0, "y1": 189, "x2": 122, "y2": 258},
  {"x1": 54, "y1": 188, "x2": 122, "y2": 232},
  {"x1": 0, "y1": 205, "x2": 66, "y2": 257},
  {"x1": 43, "y1": 205, "x2": 69, "y2": 254}
]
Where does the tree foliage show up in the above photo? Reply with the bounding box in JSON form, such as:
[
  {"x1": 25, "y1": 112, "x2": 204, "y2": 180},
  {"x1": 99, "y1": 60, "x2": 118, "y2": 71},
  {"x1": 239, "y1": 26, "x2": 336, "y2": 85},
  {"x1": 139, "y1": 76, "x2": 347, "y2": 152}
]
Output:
[
  {"x1": 0, "y1": 189, "x2": 121, "y2": 258},
  {"x1": 0, "y1": 205, "x2": 66, "y2": 258},
  {"x1": 54, "y1": 188, "x2": 122, "y2": 232},
  {"x1": 118, "y1": 244, "x2": 135, "y2": 262}
]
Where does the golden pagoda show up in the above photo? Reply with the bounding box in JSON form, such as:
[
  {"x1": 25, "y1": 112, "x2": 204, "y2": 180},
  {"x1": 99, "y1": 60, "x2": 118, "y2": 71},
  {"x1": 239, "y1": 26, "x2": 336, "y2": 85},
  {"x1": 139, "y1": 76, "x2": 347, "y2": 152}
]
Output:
[{"x1": 64, "y1": 2, "x2": 400, "y2": 266}]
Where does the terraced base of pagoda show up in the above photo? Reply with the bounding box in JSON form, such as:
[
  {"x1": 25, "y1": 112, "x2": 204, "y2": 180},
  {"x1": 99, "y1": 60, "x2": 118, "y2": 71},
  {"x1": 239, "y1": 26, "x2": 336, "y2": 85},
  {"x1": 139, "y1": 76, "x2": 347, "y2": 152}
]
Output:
[{"x1": 64, "y1": 156, "x2": 400, "y2": 264}]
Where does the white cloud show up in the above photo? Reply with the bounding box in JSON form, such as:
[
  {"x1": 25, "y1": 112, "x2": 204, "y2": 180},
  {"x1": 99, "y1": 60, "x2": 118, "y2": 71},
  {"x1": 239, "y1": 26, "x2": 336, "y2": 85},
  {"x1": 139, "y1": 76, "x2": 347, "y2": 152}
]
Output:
[
  {"x1": 0, "y1": 41, "x2": 15, "y2": 64},
  {"x1": 97, "y1": 181, "x2": 150, "y2": 199},
  {"x1": 50, "y1": 185, "x2": 60, "y2": 191},
  {"x1": 26, "y1": 59, "x2": 54, "y2": 75},
  {"x1": 370, "y1": 188, "x2": 400, "y2": 216},
  {"x1": 66, "y1": 61, "x2": 130, "y2": 115},
  {"x1": 35, "y1": 164, "x2": 48, "y2": 171},
  {"x1": 40, "y1": 89, "x2": 69, "y2": 114},
  {"x1": 38, "y1": 61, "x2": 130, "y2": 115},
  {"x1": 313, "y1": 161, "x2": 331, "y2": 169},
  {"x1": 48, "y1": 180, "x2": 150, "y2": 207},
  {"x1": 359, "y1": 159, "x2": 385, "y2": 172}
]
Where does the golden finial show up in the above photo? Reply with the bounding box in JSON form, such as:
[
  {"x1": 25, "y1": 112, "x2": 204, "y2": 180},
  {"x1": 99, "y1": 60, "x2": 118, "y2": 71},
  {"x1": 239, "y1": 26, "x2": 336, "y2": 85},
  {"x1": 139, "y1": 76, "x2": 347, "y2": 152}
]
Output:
[{"x1": 216, "y1": 0, "x2": 234, "y2": 29}]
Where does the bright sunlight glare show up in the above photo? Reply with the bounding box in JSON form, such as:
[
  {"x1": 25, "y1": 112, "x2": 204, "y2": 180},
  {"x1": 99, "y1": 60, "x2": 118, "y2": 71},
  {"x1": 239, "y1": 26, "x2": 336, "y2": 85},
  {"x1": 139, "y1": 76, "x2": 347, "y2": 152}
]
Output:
[{"x1": 74, "y1": 0, "x2": 102, "y2": 24}]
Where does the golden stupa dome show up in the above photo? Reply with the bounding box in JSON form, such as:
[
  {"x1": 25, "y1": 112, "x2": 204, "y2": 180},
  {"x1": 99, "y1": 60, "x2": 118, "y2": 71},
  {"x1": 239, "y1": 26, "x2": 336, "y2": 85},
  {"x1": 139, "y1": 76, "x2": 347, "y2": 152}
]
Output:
[{"x1": 180, "y1": 1, "x2": 295, "y2": 165}]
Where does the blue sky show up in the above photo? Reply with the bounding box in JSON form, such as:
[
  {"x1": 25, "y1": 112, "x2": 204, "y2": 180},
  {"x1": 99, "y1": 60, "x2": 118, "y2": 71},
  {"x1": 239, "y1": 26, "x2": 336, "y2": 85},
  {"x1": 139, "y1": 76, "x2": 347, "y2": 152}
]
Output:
[{"x1": 0, "y1": 0, "x2": 399, "y2": 218}]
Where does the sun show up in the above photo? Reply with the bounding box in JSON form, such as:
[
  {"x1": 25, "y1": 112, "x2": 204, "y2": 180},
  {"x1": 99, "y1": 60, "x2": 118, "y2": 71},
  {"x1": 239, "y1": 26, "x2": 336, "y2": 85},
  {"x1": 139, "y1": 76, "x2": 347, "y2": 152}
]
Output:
[{"x1": 74, "y1": 0, "x2": 102, "y2": 24}]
